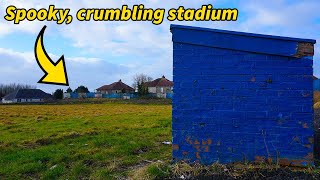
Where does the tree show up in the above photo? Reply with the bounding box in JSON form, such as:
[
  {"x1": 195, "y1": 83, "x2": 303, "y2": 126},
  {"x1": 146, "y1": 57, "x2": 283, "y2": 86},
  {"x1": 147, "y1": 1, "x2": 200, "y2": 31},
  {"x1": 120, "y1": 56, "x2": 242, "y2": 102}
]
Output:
[
  {"x1": 53, "y1": 89, "x2": 63, "y2": 99},
  {"x1": 74, "y1": 85, "x2": 89, "y2": 93},
  {"x1": 132, "y1": 74, "x2": 153, "y2": 96},
  {"x1": 66, "y1": 87, "x2": 73, "y2": 93},
  {"x1": 0, "y1": 83, "x2": 36, "y2": 98}
]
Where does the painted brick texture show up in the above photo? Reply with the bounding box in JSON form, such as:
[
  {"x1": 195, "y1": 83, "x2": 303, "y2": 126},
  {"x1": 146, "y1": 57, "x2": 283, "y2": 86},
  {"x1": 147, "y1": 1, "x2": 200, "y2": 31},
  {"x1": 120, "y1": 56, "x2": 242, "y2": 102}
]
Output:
[{"x1": 171, "y1": 25, "x2": 316, "y2": 165}]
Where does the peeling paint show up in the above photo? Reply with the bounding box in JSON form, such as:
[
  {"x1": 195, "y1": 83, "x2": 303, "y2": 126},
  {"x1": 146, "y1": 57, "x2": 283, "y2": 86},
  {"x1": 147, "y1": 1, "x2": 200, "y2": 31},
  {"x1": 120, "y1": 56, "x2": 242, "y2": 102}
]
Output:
[
  {"x1": 195, "y1": 152, "x2": 201, "y2": 159},
  {"x1": 304, "y1": 144, "x2": 312, "y2": 149},
  {"x1": 303, "y1": 123, "x2": 309, "y2": 129},
  {"x1": 293, "y1": 136, "x2": 300, "y2": 142},
  {"x1": 194, "y1": 139, "x2": 200, "y2": 145},
  {"x1": 203, "y1": 146, "x2": 210, "y2": 152},
  {"x1": 173, "y1": 144, "x2": 179, "y2": 151},
  {"x1": 294, "y1": 42, "x2": 314, "y2": 58},
  {"x1": 207, "y1": 139, "x2": 212, "y2": 145},
  {"x1": 255, "y1": 156, "x2": 266, "y2": 163}
]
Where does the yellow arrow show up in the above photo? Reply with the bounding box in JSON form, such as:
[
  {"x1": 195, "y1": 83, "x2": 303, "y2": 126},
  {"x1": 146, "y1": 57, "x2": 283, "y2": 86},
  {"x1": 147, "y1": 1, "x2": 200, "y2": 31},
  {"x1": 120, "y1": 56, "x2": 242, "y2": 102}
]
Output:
[{"x1": 35, "y1": 25, "x2": 69, "y2": 86}]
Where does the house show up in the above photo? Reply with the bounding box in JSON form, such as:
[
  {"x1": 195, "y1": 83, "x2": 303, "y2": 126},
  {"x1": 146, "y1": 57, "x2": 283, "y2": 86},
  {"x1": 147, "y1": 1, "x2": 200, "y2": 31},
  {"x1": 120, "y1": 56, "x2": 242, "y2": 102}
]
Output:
[
  {"x1": 96, "y1": 80, "x2": 135, "y2": 94},
  {"x1": 144, "y1": 76, "x2": 173, "y2": 95},
  {"x1": 2, "y1": 89, "x2": 52, "y2": 103}
]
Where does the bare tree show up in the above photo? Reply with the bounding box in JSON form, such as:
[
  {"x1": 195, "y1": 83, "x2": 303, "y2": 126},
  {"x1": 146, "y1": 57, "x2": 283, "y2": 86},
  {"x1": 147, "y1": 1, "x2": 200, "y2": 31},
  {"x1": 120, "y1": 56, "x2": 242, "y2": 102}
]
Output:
[
  {"x1": 0, "y1": 83, "x2": 36, "y2": 98},
  {"x1": 132, "y1": 74, "x2": 153, "y2": 95}
]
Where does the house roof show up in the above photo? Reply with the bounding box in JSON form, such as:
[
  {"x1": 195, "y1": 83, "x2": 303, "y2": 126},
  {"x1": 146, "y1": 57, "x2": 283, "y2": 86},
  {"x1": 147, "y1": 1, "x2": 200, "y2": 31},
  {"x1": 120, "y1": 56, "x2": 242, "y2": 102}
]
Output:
[
  {"x1": 96, "y1": 80, "x2": 134, "y2": 91},
  {"x1": 144, "y1": 76, "x2": 173, "y2": 87},
  {"x1": 3, "y1": 89, "x2": 52, "y2": 100},
  {"x1": 170, "y1": 24, "x2": 316, "y2": 58},
  {"x1": 313, "y1": 76, "x2": 319, "y2": 80}
]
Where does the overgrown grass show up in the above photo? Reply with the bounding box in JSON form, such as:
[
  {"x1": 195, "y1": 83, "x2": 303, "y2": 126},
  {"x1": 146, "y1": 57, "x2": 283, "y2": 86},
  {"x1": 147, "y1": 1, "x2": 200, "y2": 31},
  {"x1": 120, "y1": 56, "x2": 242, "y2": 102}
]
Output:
[
  {"x1": 1, "y1": 101, "x2": 319, "y2": 179},
  {"x1": 128, "y1": 161, "x2": 320, "y2": 179},
  {"x1": 0, "y1": 103, "x2": 172, "y2": 179}
]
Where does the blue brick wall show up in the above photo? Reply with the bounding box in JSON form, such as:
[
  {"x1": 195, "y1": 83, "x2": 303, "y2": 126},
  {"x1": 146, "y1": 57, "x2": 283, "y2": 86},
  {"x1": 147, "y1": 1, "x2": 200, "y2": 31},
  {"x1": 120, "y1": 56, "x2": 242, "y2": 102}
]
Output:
[
  {"x1": 314, "y1": 79, "x2": 320, "y2": 91},
  {"x1": 171, "y1": 25, "x2": 315, "y2": 165}
]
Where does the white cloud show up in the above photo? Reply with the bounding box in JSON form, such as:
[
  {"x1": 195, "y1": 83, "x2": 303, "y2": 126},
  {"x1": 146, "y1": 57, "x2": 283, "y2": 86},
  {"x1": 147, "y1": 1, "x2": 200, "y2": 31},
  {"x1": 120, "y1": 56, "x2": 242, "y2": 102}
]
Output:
[
  {"x1": 0, "y1": 0, "x2": 212, "y2": 57},
  {"x1": 237, "y1": 0, "x2": 320, "y2": 35},
  {"x1": 236, "y1": 0, "x2": 320, "y2": 75},
  {"x1": 0, "y1": 0, "x2": 320, "y2": 87},
  {"x1": 0, "y1": 47, "x2": 172, "y2": 93},
  {"x1": 0, "y1": 48, "x2": 122, "y2": 92}
]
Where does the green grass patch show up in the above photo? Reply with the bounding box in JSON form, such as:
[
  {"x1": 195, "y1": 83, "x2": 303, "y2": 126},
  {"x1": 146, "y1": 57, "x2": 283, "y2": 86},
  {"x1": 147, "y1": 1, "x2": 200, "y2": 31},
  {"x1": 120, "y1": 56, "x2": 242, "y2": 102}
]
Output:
[{"x1": 0, "y1": 103, "x2": 172, "y2": 179}]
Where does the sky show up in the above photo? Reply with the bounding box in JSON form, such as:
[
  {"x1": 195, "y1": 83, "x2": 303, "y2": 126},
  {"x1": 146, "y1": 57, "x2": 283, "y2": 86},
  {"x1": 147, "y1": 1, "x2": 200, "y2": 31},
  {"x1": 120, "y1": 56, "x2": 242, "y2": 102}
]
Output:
[{"x1": 0, "y1": 0, "x2": 320, "y2": 93}]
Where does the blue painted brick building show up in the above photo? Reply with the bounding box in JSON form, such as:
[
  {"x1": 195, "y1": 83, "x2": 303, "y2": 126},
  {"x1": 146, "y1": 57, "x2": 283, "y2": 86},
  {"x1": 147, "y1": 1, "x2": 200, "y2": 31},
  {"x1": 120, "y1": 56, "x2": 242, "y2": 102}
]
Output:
[
  {"x1": 171, "y1": 24, "x2": 316, "y2": 165},
  {"x1": 314, "y1": 78, "x2": 320, "y2": 91}
]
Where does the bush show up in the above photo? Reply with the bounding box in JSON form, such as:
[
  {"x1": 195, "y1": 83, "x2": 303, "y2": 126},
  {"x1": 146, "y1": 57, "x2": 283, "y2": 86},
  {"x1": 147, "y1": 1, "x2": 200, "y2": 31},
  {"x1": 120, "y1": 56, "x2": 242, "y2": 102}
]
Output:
[
  {"x1": 74, "y1": 86, "x2": 89, "y2": 93},
  {"x1": 53, "y1": 89, "x2": 63, "y2": 99}
]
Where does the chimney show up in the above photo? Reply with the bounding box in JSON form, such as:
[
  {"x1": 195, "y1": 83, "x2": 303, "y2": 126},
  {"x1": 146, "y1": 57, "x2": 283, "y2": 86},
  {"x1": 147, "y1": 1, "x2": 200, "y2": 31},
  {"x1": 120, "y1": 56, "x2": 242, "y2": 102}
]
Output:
[
  {"x1": 119, "y1": 79, "x2": 122, "y2": 82},
  {"x1": 162, "y1": 75, "x2": 165, "y2": 78}
]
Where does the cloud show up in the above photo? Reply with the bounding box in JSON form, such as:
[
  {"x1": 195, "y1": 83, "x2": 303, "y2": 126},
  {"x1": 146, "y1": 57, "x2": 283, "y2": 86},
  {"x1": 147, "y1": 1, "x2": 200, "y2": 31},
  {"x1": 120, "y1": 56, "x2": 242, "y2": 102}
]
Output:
[
  {"x1": 0, "y1": 0, "x2": 320, "y2": 88},
  {"x1": 0, "y1": 0, "x2": 212, "y2": 57},
  {"x1": 236, "y1": 0, "x2": 320, "y2": 75},
  {"x1": 0, "y1": 1, "x2": 48, "y2": 36},
  {"x1": 238, "y1": 0, "x2": 320, "y2": 34},
  {"x1": 0, "y1": 48, "x2": 130, "y2": 93},
  {"x1": 0, "y1": 47, "x2": 172, "y2": 93}
]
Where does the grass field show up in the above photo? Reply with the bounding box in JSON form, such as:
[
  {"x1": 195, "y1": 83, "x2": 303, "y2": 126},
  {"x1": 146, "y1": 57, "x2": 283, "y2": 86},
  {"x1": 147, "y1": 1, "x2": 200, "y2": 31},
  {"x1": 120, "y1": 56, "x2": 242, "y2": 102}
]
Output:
[
  {"x1": 0, "y1": 102, "x2": 172, "y2": 179},
  {"x1": 1, "y1": 101, "x2": 320, "y2": 179}
]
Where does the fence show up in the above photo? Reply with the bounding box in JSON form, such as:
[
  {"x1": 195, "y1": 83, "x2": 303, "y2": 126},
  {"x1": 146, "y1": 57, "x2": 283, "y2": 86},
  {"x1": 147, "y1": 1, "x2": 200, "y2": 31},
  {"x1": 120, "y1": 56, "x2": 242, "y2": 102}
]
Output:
[
  {"x1": 63, "y1": 92, "x2": 172, "y2": 99},
  {"x1": 102, "y1": 93, "x2": 138, "y2": 99},
  {"x1": 166, "y1": 93, "x2": 173, "y2": 99}
]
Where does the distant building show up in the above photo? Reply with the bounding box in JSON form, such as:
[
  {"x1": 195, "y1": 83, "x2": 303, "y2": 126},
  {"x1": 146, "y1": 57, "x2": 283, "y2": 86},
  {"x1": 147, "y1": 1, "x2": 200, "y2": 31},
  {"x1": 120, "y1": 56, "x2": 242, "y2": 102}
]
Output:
[
  {"x1": 2, "y1": 89, "x2": 52, "y2": 103},
  {"x1": 96, "y1": 80, "x2": 135, "y2": 94},
  {"x1": 144, "y1": 76, "x2": 173, "y2": 97}
]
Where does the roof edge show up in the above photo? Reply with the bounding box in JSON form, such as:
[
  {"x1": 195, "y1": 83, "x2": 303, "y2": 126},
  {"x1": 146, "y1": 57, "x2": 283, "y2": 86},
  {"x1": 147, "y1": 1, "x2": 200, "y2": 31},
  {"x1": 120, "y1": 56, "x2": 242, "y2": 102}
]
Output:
[{"x1": 170, "y1": 24, "x2": 316, "y2": 44}]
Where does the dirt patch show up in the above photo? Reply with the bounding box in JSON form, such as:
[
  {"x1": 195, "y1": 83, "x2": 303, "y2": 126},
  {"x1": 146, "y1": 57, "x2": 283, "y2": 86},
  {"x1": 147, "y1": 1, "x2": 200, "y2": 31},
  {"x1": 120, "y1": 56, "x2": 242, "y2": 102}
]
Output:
[
  {"x1": 0, "y1": 119, "x2": 15, "y2": 125},
  {"x1": 132, "y1": 147, "x2": 149, "y2": 155},
  {"x1": 35, "y1": 137, "x2": 53, "y2": 146}
]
